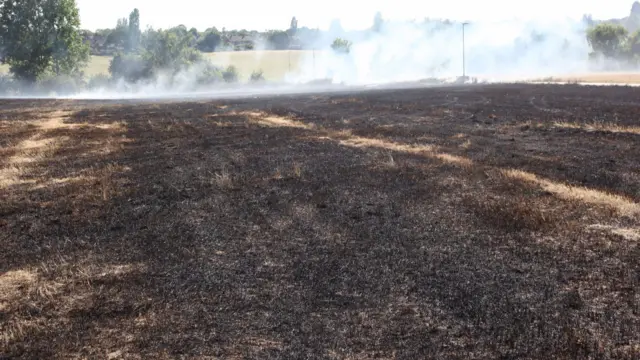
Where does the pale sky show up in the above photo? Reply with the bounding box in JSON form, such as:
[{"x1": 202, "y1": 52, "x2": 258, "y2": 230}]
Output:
[{"x1": 76, "y1": 0, "x2": 636, "y2": 31}]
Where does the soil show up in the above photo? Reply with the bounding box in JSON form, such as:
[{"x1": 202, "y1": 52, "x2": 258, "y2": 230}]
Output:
[{"x1": 1, "y1": 83, "x2": 639, "y2": 359}]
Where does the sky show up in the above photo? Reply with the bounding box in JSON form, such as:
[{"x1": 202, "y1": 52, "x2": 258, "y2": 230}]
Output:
[{"x1": 76, "y1": 0, "x2": 636, "y2": 31}]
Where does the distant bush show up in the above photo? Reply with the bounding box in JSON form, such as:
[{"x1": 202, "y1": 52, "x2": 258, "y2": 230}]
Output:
[
  {"x1": 87, "y1": 74, "x2": 112, "y2": 89},
  {"x1": 196, "y1": 29, "x2": 222, "y2": 52},
  {"x1": 250, "y1": 69, "x2": 265, "y2": 83},
  {"x1": 109, "y1": 53, "x2": 152, "y2": 82},
  {"x1": 331, "y1": 38, "x2": 352, "y2": 54},
  {"x1": 0, "y1": 74, "x2": 17, "y2": 94},
  {"x1": 266, "y1": 30, "x2": 290, "y2": 50},
  {"x1": 195, "y1": 62, "x2": 224, "y2": 85},
  {"x1": 222, "y1": 65, "x2": 239, "y2": 83},
  {"x1": 38, "y1": 74, "x2": 84, "y2": 95}
]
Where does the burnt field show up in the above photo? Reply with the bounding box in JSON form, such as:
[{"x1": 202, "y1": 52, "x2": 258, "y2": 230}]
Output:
[{"x1": 1, "y1": 84, "x2": 639, "y2": 359}]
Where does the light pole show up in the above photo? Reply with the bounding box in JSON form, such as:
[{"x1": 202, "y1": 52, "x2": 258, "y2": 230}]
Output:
[{"x1": 462, "y1": 22, "x2": 469, "y2": 80}]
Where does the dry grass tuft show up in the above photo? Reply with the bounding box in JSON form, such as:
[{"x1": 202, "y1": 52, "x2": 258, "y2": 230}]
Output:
[
  {"x1": 434, "y1": 153, "x2": 473, "y2": 167},
  {"x1": 273, "y1": 167, "x2": 283, "y2": 180},
  {"x1": 244, "y1": 111, "x2": 314, "y2": 130},
  {"x1": 213, "y1": 165, "x2": 233, "y2": 189},
  {"x1": 292, "y1": 161, "x2": 303, "y2": 178},
  {"x1": 460, "y1": 139, "x2": 472, "y2": 149},
  {"x1": 384, "y1": 153, "x2": 396, "y2": 168}
]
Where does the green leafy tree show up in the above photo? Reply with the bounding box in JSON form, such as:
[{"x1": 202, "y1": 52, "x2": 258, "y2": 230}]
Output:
[
  {"x1": 626, "y1": 29, "x2": 640, "y2": 57},
  {"x1": 171, "y1": 25, "x2": 188, "y2": 38},
  {"x1": 126, "y1": 8, "x2": 141, "y2": 53},
  {"x1": 288, "y1": 17, "x2": 298, "y2": 36},
  {"x1": 142, "y1": 28, "x2": 201, "y2": 71},
  {"x1": 0, "y1": 0, "x2": 90, "y2": 82},
  {"x1": 188, "y1": 27, "x2": 199, "y2": 46},
  {"x1": 197, "y1": 28, "x2": 222, "y2": 52},
  {"x1": 587, "y1": 23, "x2": 629, "y2": 58},
  {"x1": 111, "y1": 26, "x2": 203, "y2": 82},
  {"x1": 250, "y1": 69, "x2": 265, "y2": 82},
  {"x1": 331, "y1": 38, "x2": 352, "y2": 54},
  {"x1": 222, "y1": 65, "x2": 238, "y2": 83},
  {"x1": 195, "y1": 61, "x2": 223, "y2": 85},
  {"x1": 189, "y1": 27, "x2": 199, "y2": 38},
  {"x1": 106, "y1": 17, "x2": 129, "y2": 50},
  {"x1": 109, "y1": 52, "x2": 151, "y2": 81},
  {"x1": 267, "y1": 30, "x2": 290, "y2": 50}
]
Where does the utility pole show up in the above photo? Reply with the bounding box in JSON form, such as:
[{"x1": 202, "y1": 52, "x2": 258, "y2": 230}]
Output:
[{"x1": 462, "y1": 22, "x2": 469, "y2": 80}]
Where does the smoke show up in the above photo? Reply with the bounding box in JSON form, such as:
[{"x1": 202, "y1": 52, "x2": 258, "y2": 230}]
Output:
[
  {"x1": 288, "y1": 16, "x2": 613, "y2": 85},
  {"x1": 1, "y1": 9, "x2": 636, "y2": 100}
]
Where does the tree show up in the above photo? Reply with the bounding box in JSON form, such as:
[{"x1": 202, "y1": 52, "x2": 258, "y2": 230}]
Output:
[
  {"x1": 289, "y1": 17, "x2": 298, "y2": 36},
  {"x1": 587, "y1": 23, "x2": 629, "y2": 58},
  {"x1": 109, "y1": 52, "x2": 151, "y2": 81},
  {"x1": 142, "y1": 28, "x2": 201, "y2": 71},
  {"x1": 189, "y1": 27, "x2": 199, "y2": 39},
  {"x1": 171, "y1": 25, "x2": 188, "y2": 37},
  {"x1": 627, "y1": 29, "x2": 640, "y2": 57},
  {"x1": 267, "y1": 30, "x2": 290, "y2": 50},
  {"x1": 126, "y1": 8, "x2": 141, "y2": 53},
  {"x1": 331, "y1": 38, "x2": 352, "y2": 54},
  {"x1": 0, "y1": 0, "x2": 90, "y2": 82},
  {"x1": 197, "y1": 28, "x2": 222, "y2": 52},
  {"x1": 105, "y1": 17, "x2": 129, "y2": 50},
  {"x1": 187, "y1": 27, "x2": 199, "y2": 47},
  {"x1": 372, "y1": 12, "x2": 383, "y2": 32}
]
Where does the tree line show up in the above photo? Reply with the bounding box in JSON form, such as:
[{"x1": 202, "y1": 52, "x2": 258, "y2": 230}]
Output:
[
  {"x1": 83, "y1": 13, "x2": 314, "y2": 56},
  {"x1": 0, "y1": 0, "x2": 639, "y2": 92},
  {"x1": 587, "y1": 23, "x2": 640, "y2": 63}
]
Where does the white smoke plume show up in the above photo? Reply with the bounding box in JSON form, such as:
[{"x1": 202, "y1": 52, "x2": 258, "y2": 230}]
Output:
[
  {"x1": 2, "y1": 7, "x2": 636, "y2": 99},
  {"x1": 288, "y1": 16, "x2": 616, "y2": 85}
]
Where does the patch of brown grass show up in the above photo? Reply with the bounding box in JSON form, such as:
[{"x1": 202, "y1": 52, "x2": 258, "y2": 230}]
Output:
[
  {"x1": 243, "y1": 111, "x2": 314, "y2": 130},
  {"x1": 462, "y1": 193, "x2": 556, "y2": 231},
  {"x1": 1, "y1": 260, "x2": 146, "y2": 352},
  {"x1": 245, "y1": 111, "x2": 474, "y2": 168},
  {"x1": 553, "y1": 121, "x2": 640, "y2": 135},
  {"x1": 503, "y1": 169, "x2": 640, "y2": 218},
  {"x1": 0, "y1": 110, "x2": 127, "y2": 190},
  {"x1": 588, "y1": 224, "x2": 640, "y2": 241}
]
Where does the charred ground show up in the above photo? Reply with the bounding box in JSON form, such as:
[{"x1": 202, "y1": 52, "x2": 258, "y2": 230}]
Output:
[{"x1": 1, "y1": 84, "x2": 639, "y2": 359}]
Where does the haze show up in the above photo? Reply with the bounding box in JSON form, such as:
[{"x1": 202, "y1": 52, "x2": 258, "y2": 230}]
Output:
[{"x1": 77, "y1": 0, "x2": 632, "y2": 31}]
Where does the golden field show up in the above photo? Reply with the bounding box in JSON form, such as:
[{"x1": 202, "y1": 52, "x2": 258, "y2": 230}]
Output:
[
  {"x1": 0, "y1": 50, "x2": 317, "y2": 80},
  {"x1": 1, "y1": 50, "x2": 640, "y2": 84},
  {"x1": 530, "y1": 72, "x2": 640, "y2": 84}
]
